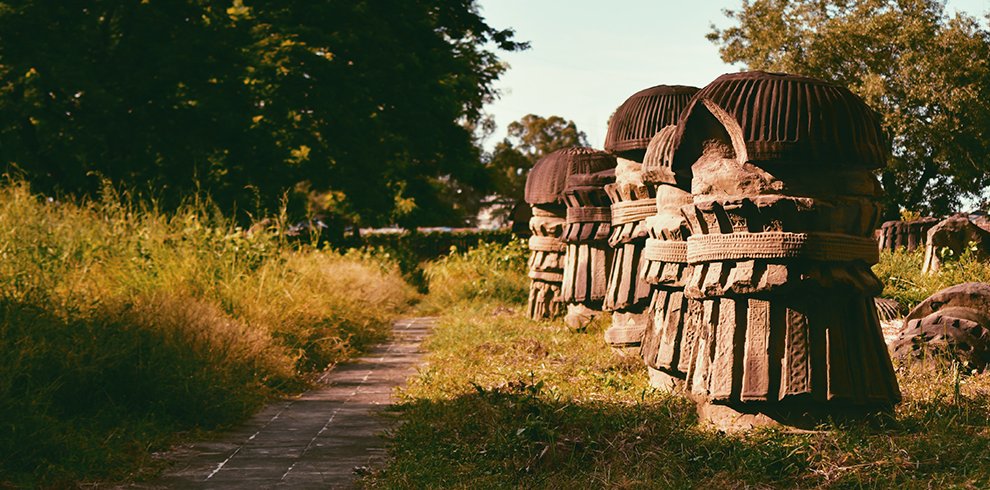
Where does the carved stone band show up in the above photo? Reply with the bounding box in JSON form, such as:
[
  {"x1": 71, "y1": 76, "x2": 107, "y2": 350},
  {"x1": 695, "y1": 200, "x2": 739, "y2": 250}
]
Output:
[
  {"x1": 529, "y1": 270, "x2": 564, "y2": 282},
  {"x1": 643, "y1": 238, "x2": 688, "y2": 263},
  {"x1": 686, "y1": 232, "x2": 880, "y2": 264},
  {"x1": 528, "y1": 235, "x2": 567, "y2": 253},
  {"x1": 610, "y1": 198, "x2": 657, "y2": 226},
  {"x1": 567, "y1": 206, "x2": 611, "y2": 224}
]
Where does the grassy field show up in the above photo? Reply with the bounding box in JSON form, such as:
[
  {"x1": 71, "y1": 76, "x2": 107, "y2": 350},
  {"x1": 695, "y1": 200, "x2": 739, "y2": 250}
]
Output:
[
  {"x1": 0, "y1": 183, "x2": 417, "y2": 487},
  {"x1": 365, "y1": 242, "x2": 990, "y2": 489}
]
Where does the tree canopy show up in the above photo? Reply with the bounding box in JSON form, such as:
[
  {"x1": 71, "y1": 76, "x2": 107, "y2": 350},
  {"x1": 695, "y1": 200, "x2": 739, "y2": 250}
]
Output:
[
  {"x1": 0, "y1": 0, "x2": 525, "y2": 226},
  {"x1": 487, "y1": 114, "x2": 588, "y2": 207},
  {"x1": 709, "y1": 0, "x2": 990, "y2": 217}
]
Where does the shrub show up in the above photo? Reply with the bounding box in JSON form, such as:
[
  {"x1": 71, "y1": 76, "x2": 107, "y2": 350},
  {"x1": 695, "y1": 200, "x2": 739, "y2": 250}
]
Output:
[
  {"x1": 873, "y1": 248, "x2": 990, "y2": 312},
  {"x1": 0, "y1": 182, "x2": 416, "y2": 485},
  {"x1": 422, "y1": 238, "x2": 530, "y2": 307}
]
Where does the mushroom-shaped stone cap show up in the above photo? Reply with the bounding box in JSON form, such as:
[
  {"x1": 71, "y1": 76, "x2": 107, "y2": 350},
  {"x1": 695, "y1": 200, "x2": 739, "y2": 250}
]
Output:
[
  {"x1": 670, "y1": 71, "x2": 890, "y2": 171},
  {"x1": 640, "y1": 125, "x2": 681, "y2": 187},
  {"x1": 524, "y1": 147, "x2": 617, "y2": 205},
  {"x1": 564, "y1": 167, "x2": 616, "y2": 193},
  {"x1": 603, "y1": 85, "x2": 698, "y2": 162}
]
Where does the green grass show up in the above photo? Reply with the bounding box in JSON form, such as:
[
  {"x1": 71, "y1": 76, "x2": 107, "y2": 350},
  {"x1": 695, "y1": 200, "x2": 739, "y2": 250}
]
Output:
[
  {"x1": 874, "y1": 248, "x2": 990, "y2": 312},
  {"x1": 363, "y1": 242, "x2": 990, "y2": 489},
  {"x1": 0, "y1": 182, "x2": 417, "y2": 487}
]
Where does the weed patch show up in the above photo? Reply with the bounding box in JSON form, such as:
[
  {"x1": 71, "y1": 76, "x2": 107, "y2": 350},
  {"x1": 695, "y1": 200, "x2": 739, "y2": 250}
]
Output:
[{"x1": 0, "y1": 182, "x2": 416, "y2": 486}]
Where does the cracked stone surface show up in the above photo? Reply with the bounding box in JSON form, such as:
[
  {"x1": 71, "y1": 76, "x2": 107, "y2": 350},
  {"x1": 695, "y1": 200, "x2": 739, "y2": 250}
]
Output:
[{"x1": 129, "y1": 317, "x2": 434, "y2": 489}]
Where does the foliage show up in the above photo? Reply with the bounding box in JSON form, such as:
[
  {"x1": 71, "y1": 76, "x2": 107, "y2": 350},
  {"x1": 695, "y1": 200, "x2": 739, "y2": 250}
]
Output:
[
  {"x1": 708, "y1": 0, "x2": 990, "y2": 218},
  {"x1": 487, "y1": 114, "x2": 589, "y2": 216},
  {"x1": 874, "y1": 247, "x2": 990, "y2": 311},
  {"x1": 0, "y1": 182, "x2": 415, "y2": 486},
  {"x1": 340, "y1": 228, "x2": 516, "y2": 277},
  {"x1": 365, "y1": 265, "x2": 990, "y2": 488},
  {"x1": 421, "y1": 238, "x2": 530, "y2": 308},
  {"x1": 0, "y1": 0, "x2": 525, "y2": 226}
]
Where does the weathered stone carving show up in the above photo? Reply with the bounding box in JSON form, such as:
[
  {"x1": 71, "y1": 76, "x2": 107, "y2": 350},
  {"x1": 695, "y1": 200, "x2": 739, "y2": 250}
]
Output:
[
  {"x1": 601, "y1": 85, "x2": 697, "y2": 350},
  {"x1": 892, "y1": 282, "x2": 990, "y2": 371},
  {"x1": 561, "y1": 167, "x2": 617, "y2": 329},
  {"x1": 921, "y1": 215, "x2": 990, "y2": 274},
  {"x1": 668, "y1": 71, "x2": 900, "y2": 429},
  {"x1": 877, "y1": 218, "x2": 938, "y2": 253},
  {"x1": 639, "y1": 125, "x2": 700, "y2": 389},
  {"x1": 525, "y1": 148, "x2": 616, "y2": 320}
]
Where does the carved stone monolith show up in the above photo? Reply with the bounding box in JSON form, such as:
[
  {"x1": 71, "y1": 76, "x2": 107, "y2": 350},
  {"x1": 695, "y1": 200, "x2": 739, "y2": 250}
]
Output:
[
  {"x1": 525, "y1": 148, "x2": 617, "y2": 320},
  {"x1": 921, "y1": 215, "x2": 990, "y2": 274},
  {"x1": 601, "y1": 85, "x2": 697, "y2": 351},
  {"x1": 892, "y1": 282, "x2": 990, "y2": 371},
  {"x1": 669, "y1": 71, "x2": 901, "y2": 429},
  {"x1": 639, "y1": 124, "x2": 701, "y2": 390},
  {"x1": 877, "y1": 218, "x2": 938, "y2": 253},
  {"x1": 561, "y1": 167, "x2": 617, "y2": 329}
]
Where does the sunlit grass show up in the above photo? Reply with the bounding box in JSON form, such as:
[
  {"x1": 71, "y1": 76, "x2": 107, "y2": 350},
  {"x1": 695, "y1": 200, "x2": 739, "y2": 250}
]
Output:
[
  {"x1": 0, "y1": 182, "x2": 417, "y2": 486},
  {"x1": 365, "y1": 242, "x2": 990, "y2": 488}
]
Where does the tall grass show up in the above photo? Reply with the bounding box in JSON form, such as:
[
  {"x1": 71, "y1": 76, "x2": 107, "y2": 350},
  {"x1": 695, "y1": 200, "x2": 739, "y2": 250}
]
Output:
[
  {"x1": 873, "y1": 248, "x2": 990, "y2": 311},
  {"x1": 366, "y1": 241, "x2": 990, "y2": 488},
  {"x1": 420, "y1": 238, "x2": 529, "y2": 310},
  {"x1": 0, "y1": 182, "x2": 416, "y2": 486}
]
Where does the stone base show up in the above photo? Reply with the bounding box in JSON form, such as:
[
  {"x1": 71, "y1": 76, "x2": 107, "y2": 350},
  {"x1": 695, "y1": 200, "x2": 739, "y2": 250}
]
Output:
[
  {"x1": 646, "y1": 367, "x2": 680, "y2": 392},
  {"x1": 564, "y1": 303, "x2": 601, "y2": 330},
  {"x1": 694, "y1": 399, "x2": 894, "y2": 432},
  {"x1": 604, "y1": 310, "x2": 647, "y2": 348}
]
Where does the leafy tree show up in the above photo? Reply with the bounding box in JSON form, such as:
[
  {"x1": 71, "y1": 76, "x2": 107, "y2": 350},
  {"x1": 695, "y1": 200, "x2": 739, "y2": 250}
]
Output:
[
  {"x1": 0, "y1": 0, "x2": 525, "y2": 227},
  {"x1": 487, "y1": 114, "x2": 589, "y2": 207},
  {"x1": 708, "y1": 0, "x2": 990, "y2": 217}
]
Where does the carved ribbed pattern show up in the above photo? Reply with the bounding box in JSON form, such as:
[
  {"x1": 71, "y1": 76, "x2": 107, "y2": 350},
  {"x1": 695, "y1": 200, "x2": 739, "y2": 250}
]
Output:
[
  {"x1": 671, "y1": 71, "x2": 889, "y2": 171},
  {"x1": 604, "y1": 180, "x2": 655, "y2": 246},
  {"x1": 604, "y1": 85, "x2": 699, "y2": 157},
  {"x1": 877, "y1": 218, "x2": 938, "y2": 252},
  {"x1": 682, "y1": 296, "x2": 900, "y2": 406},
  {"x1": 641, "y1": 125, "x2": 681, "y2": 185},
  {"x1": 561, "y1": 171, "x2": 615, "y2": 305},
  {"x1": 524, "y1": 147, "x2": 617, "y2": 205},
  {"x1": 527, "y1": 204, "x2": 566, "y2": 320}
]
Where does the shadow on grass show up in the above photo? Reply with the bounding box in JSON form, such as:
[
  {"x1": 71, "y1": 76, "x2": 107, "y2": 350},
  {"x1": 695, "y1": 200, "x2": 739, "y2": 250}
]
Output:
[
  {"x1": 0, "y1": 299, "x2": 271, "y2": 487},
  {"x1": 370, "y1": 371, "x2": 990, "y2": 489}
]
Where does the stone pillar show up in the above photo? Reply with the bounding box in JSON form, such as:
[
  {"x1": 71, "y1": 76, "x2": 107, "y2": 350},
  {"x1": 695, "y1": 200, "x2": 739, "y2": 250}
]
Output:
[
  {"x1": 561, "y1": 168, "x2": 616, "y2": 329},
  {"x1": 600, "y1": 85, "x2": 698, "y2": 351},
  {"x1": 639, "y1": 125, "x2": 699, "y2": 390},
  {"x1": 526, "y1": 204, "x2": 566, "y2": 319},
  {"x1": 602, "y1": 159, "x2": 655, "y2": 349},
  {"x1": 525, "y1": 147, "x2": 617, "y2": 320},
  {"x1": 669, "y1": 71, "x2": 901, "y2": 430}
]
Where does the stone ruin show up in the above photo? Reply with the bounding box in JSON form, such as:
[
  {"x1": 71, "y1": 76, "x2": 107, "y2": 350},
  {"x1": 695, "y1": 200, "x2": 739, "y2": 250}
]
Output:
[
  {"x1": 524, "y1": 148, "x2": 616, "y2": 320},
  {"x1": 892, "y1": 282, "x2": 990, "y2": 371},
  {"x1": 877, "y1": 218, "x2": 938, "y2": 253},
  {"x1": 921, "y1": 215, "x2": 990, "y2": 274},
  {"x1": 561, "y1": 166, "x2": 617, "y2": 329},
  {"x1": 638, "y1": 125, "x2": 700, "y2": 390},
  {"x1": 666, "y1": 71, "x2": 901, "y2": 429},
  {"x1": 600, "y1": 85, "x2": 698, "y2": 351}
]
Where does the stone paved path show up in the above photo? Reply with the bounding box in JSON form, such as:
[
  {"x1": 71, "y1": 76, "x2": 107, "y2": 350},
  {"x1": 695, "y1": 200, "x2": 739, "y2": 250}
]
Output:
[{"x1": 134, "y1": 317, "x2": 435, "y2": 490}]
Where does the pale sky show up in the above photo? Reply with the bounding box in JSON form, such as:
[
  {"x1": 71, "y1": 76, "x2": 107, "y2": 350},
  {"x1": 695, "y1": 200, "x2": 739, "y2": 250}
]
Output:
[{"x1": 478, "y1": 0, "x2": 990, "y2": 150}]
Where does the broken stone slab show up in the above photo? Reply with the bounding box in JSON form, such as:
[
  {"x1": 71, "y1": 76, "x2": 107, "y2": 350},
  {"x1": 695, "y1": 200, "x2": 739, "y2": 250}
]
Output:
[
  {"x1": 921, "y1": 215, "x2": 990, "y2": 274},
  {"x1": 891, "y1": 282, "x2": 990, "y2": 372}
]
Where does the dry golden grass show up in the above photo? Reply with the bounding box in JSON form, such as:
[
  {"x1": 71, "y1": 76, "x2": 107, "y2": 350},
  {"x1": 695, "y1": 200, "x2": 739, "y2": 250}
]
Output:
[{"x1": 0, "y1": 182, "x2": 417, "y2": 486}]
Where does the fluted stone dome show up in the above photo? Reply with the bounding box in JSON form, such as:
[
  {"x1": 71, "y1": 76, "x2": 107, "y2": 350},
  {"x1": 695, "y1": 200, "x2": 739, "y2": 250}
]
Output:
[
  {"x1": 524, "y1": 147, "x2": 617, "y2": 205},
  {"x1": 640, "y1": 125, "x2": 681, "y2": 187},
  {"x1": 603, "y1": 85, "x2": 699, "y2": 162},
  {"x1": 670, "y1": 71, "x2": 890, "y2": 173}
]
